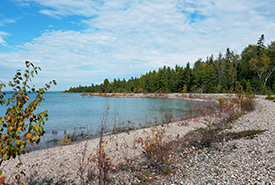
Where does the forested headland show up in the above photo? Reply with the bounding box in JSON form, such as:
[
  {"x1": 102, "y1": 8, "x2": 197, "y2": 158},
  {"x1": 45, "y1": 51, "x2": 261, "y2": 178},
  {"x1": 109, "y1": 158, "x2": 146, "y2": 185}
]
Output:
[{"x1": 65, "y1": 35, "x2": 275, "y2": 94}]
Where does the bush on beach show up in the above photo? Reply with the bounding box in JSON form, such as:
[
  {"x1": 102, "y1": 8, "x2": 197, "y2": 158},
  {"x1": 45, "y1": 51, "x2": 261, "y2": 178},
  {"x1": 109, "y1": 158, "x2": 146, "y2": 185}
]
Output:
[{"x1": 0, "y1": 61, "x2": 56, "y2": 184}]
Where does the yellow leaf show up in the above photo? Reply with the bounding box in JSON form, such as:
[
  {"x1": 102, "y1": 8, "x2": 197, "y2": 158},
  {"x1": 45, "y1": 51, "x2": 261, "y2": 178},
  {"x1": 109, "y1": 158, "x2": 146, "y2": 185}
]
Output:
[
  {"x1": 17, "y1": 127, "x2": 22, "y2": 131},
  {"x1": 8, "y1": 126, "x2": 13, "y2": 131},
  {"x1": 32, "y1": 136, "x2": 36, "y2": 141},
  {"x1": 5, "y1": 116, "x2": 10, "y2": 121},
  {"x1": 26, "y1": 133, "x2": 32, "y2": 138}
]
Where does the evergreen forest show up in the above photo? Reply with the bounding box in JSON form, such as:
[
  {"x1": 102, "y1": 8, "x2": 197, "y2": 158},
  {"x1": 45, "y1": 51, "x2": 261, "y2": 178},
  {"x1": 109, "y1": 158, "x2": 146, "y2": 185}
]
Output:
[{"x1": 65, "y1": 35, "x2": 275, "y2": 94}]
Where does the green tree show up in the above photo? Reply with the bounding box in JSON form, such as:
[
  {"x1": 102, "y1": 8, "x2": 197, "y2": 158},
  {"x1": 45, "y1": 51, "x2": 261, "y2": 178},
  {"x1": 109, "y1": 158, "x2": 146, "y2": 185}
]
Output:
[
  {"x1": 64, "y1": 35, "x2": 274, "y2": 95},
  {"x1": 246, "y1": 81, "x2": 253, "y2": 94},
  {"x1": 249, "y1": 35, "x2": 271, "y2": 89},
  {"x1": 235, "y1": 81, "x2": 243, "y2": 94},
  {"x1": 0, "y1": 61, "x2": 56, "y2": 179},
  {"x1": 102, "y1": 78, "x2": 111, "y2": 93},
  {"x1": 158, "y1": 66, "x2": 169, "y2": 93},
  {"x1": 265, "y1": 41, "x2": 275, "y2": 88}
]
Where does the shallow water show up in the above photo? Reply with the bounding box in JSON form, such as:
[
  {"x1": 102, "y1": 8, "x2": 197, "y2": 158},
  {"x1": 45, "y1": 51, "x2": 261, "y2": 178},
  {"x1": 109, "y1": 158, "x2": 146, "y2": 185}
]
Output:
[{"x1": 0, "y1": 92, "x2": 202, "y2": 149}]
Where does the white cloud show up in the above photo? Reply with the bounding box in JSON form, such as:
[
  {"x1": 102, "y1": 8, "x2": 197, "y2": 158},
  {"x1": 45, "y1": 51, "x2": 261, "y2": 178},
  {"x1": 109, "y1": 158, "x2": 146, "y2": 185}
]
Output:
[
  {"x1": 18, "y1": 0, "x2": 102, "y2": 18},
  {"x1": 0, "y1": 37, "x2": 7, "y2": 46},
  {"x1": 0, "y1": 18, "x2": 16, "y2": 27},
  {"x1": 0, "y1": 31, "x2": 9, "y2": 46},
  {"x1": 1, "y1": 0, "x2": 275, "y2": 90}
]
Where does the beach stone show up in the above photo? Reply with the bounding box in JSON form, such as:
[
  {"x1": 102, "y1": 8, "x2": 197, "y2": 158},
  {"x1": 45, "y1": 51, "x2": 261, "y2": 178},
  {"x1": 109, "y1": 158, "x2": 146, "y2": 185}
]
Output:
[{"x1": 2, "y1": 95, "x2": 274, "y2": 184}]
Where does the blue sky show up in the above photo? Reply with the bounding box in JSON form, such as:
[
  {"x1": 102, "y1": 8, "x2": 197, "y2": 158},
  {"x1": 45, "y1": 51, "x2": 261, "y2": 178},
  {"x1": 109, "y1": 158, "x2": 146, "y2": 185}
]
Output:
[{"x1": 0, "y1": 0, "x2": 275, "y2": 91}]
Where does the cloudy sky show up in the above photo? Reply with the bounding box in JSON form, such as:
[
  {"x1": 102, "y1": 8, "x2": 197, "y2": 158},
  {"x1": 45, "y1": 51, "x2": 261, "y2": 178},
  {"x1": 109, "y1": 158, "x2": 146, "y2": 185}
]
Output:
[{"x1": 0, "y1": 0, "x2": 275, "y2": 91}]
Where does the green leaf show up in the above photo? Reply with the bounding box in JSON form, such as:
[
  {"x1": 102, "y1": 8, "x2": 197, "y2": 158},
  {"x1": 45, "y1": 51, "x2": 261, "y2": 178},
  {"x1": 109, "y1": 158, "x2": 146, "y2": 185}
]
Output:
[
  {"x1": 3, "y1": 153, "x2": 8, "y2": 160},
  {"x1": 16, "y1": 140, "x2": 20, "y2": 145}
]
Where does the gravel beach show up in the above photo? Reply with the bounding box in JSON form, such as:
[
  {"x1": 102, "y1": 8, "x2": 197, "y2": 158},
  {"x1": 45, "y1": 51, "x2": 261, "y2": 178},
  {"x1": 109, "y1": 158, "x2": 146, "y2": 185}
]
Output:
[
  {"x1": 105, "y1": 96, "x2": 275, "y2": 185},
  {"x1": 156, "y1": 96, "x2": 275, "y2": 185},
  {"x1": 2, "y1": 95, "x2": 274, "y2": 184}
]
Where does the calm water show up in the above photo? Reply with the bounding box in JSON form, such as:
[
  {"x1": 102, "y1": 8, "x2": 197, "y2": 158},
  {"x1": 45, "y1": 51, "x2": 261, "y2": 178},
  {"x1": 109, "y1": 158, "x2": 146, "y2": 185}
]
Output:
[{"x1": 0, "y1": 92, "x2": 201, "y2": 149}]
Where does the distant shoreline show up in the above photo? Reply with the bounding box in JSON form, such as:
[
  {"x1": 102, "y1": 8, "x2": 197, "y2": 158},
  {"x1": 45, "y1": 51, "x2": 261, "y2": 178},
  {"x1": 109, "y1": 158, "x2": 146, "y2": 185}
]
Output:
[{"x1": 79, "y1": 92, "x2": 236, "y2": 102}]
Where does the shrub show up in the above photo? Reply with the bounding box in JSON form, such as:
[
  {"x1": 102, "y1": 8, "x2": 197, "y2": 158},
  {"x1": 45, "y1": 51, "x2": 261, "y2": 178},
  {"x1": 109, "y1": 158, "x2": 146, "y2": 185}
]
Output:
[
  {"x1": 60, "y1": 136, "x2": 72, "y2": 146},
  {"x1": 137, "y1": 127, "x2": 175, "y2": 174},
  {"x1": 88, "y1": 106, "x2": 115, "y2": 185},
  {"x1": 0, "y1": 61, "x2": 56, "y2": 182},
  {"x1": 265, "y1": 96, "x2": 275, "y2": 100},
  {"x1": 89, "y1": 137, "x2": 114, "y2": 185},
  {"x1": 265, "y1": 92, "x2": 275, "y2": 100},
  {"x1": 245, "y1": 81, "x2": 253, "y2": 94},
  {"x1": 240, "y1": 95, "x2": 256, "y2": 112}
]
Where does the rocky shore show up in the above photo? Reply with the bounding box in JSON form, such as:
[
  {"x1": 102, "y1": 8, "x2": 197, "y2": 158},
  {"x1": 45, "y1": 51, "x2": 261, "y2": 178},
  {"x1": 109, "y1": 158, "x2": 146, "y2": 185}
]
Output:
[
  {"x1": 2, "y1": 95, "x2": 274, "y2": 184},
  {"x1": 158, "y1": 96, "x2": 275, "y2": 184},
  {"x1": 81, "y1": 92, "x2": 232, "y2": 102}
]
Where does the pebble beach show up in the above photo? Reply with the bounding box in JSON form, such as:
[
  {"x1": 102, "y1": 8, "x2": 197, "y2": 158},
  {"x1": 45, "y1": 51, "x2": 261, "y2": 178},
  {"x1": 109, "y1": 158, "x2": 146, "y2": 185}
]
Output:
[
  {"x1": 2, "y1": 94, "x2": 274, "y2": 184},
  {"x1": 161, "y1": 96, "x2": 275, "y2": 184}
]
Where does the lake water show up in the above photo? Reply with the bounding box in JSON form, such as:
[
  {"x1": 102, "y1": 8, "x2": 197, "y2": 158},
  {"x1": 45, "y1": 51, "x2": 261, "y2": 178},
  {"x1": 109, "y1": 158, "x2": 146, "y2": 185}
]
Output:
[{"x1": 0, "y1": 92, "x2": 201, "y2": 149}]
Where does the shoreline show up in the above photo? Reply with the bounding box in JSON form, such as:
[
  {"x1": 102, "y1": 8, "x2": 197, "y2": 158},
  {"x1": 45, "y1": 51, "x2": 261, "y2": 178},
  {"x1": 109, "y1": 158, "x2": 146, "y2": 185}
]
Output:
[
  {"x1": 2, "y1": 93, "x2": 213, "y2": 183},
  {"x1": 2, "y1": 94, "x2": 274, "y2": 184},
  {"x1": 81, "y1": 92, "x2": 236, "y2": 102},
  {"x1": 28, "y1": 92, "x2": 218, "y2": 152},
  {"x1": 3, "y1": 111, "x2": 208, "y2": 184}
]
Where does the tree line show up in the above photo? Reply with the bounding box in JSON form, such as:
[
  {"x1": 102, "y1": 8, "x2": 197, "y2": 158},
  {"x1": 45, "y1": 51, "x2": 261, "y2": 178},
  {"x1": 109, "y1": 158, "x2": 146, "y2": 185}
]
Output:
[{"x1": 65, "y1": 35, "x2": 275, "y2": 94}]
